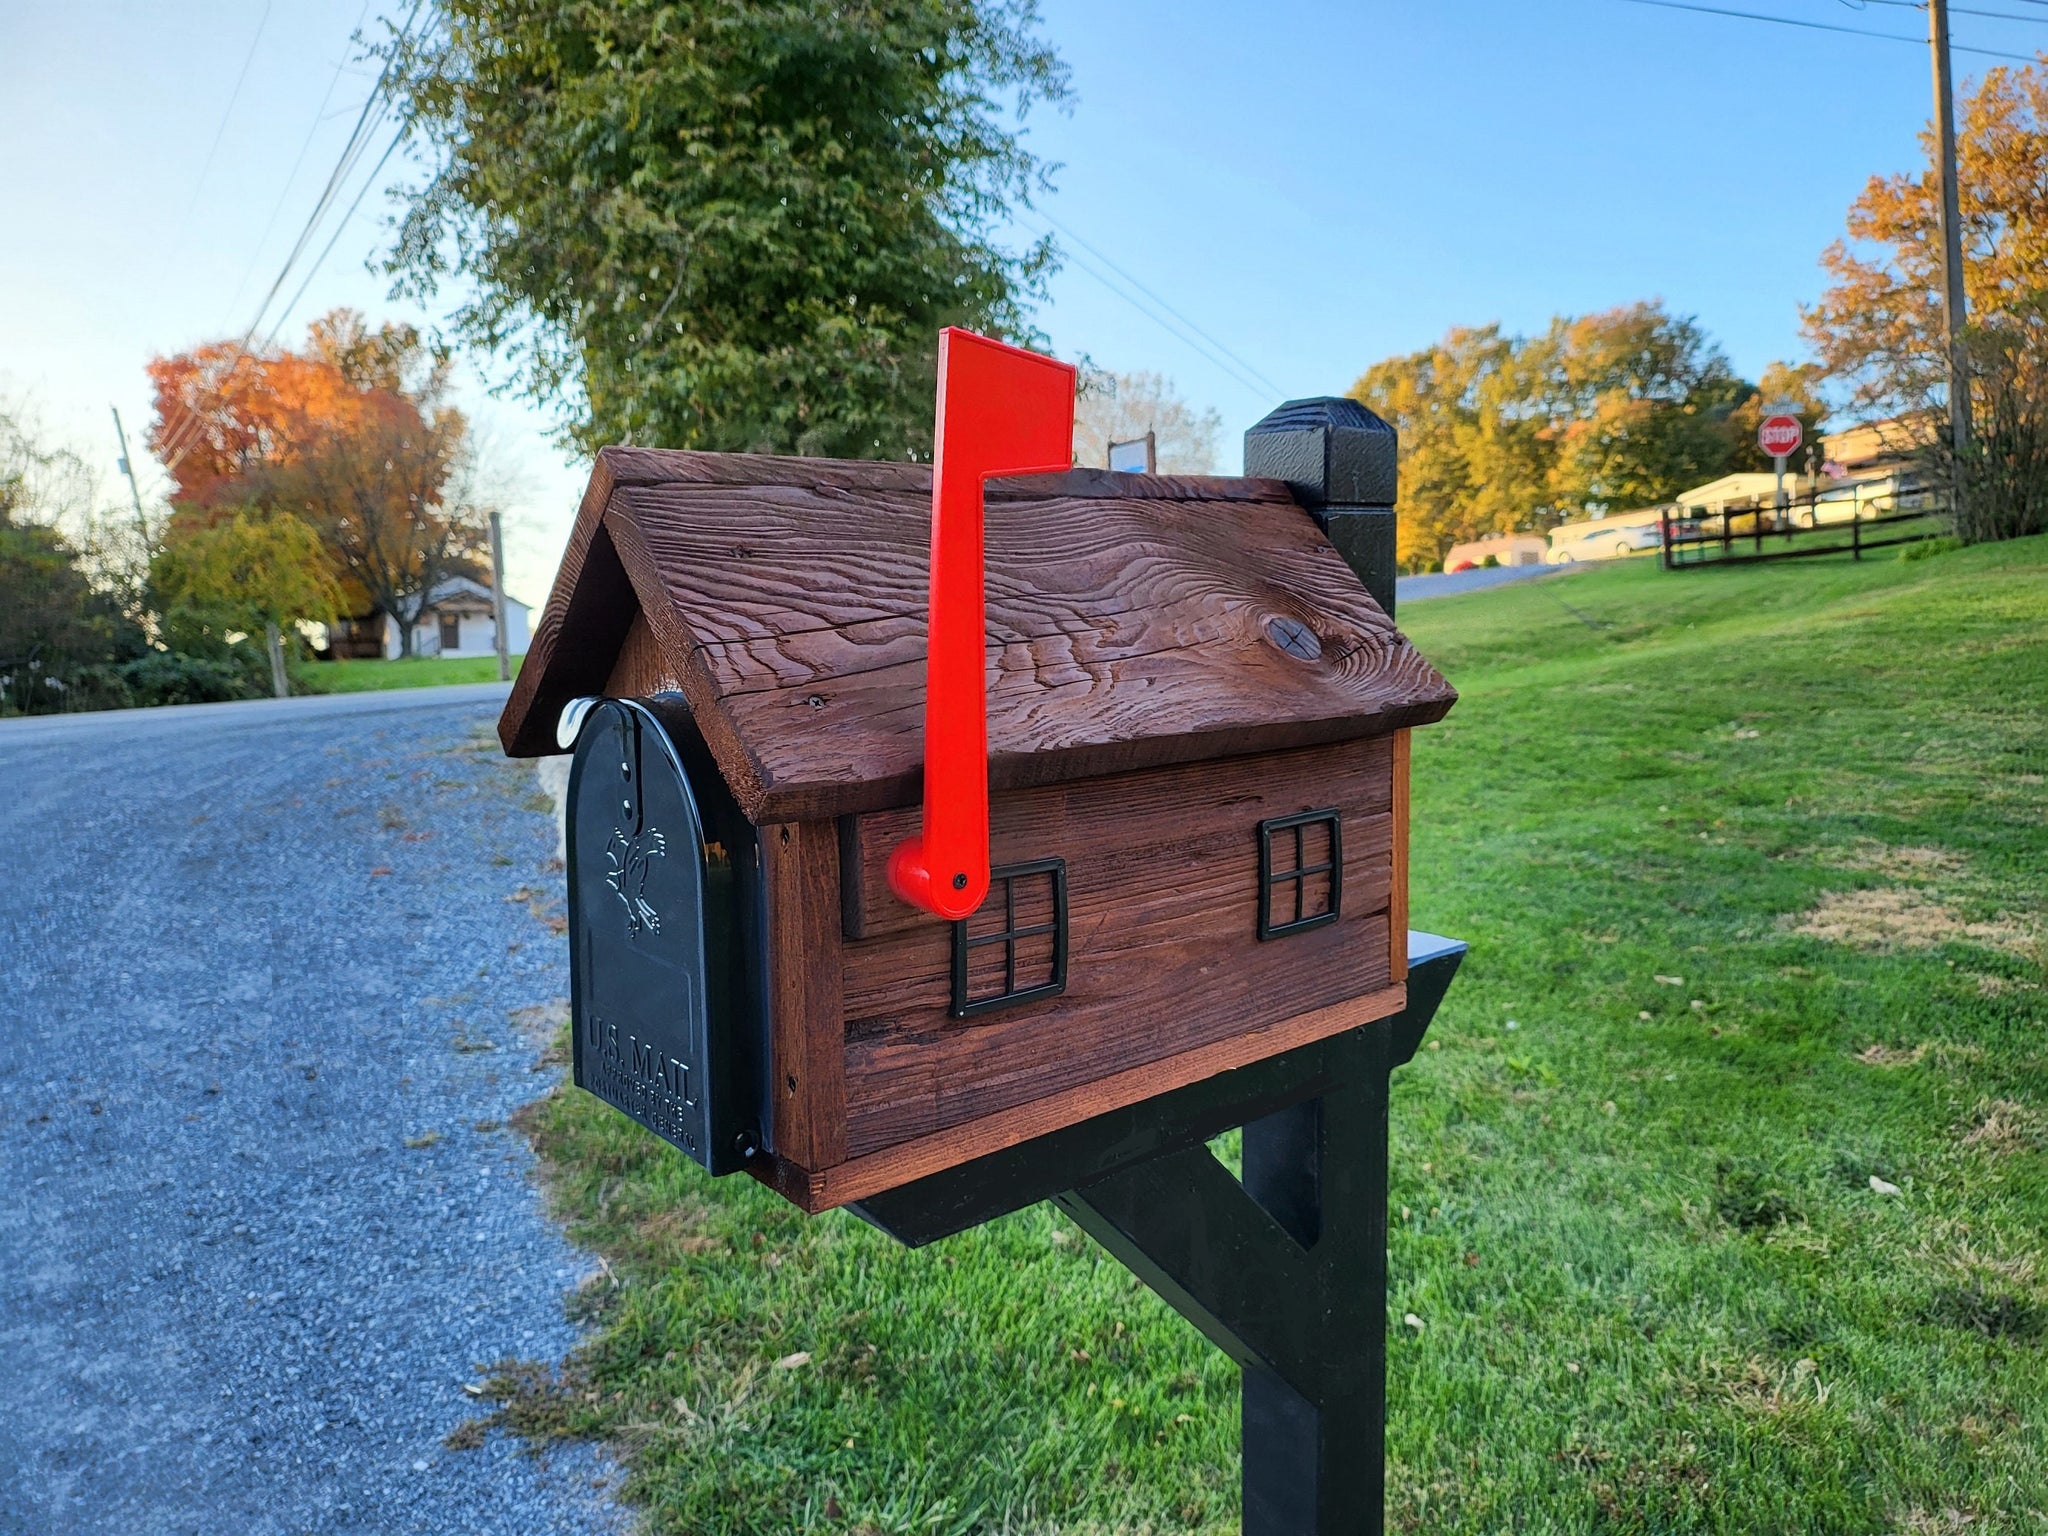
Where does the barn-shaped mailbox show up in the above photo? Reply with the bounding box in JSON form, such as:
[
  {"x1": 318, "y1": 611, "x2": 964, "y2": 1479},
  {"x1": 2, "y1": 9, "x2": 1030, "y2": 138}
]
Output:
[{"x1": 500, "y1": 401, "x2": 1456, "y2": 1216}]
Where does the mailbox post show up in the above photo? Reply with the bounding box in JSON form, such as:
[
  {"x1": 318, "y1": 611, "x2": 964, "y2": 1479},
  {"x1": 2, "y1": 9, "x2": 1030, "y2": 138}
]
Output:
[
  {"x1": 1246, "y1": 397, "x2": 1402, "y2": 620},
  {"x1": 501, "y1": 344, "x2": 1458, "y2": 1535}
]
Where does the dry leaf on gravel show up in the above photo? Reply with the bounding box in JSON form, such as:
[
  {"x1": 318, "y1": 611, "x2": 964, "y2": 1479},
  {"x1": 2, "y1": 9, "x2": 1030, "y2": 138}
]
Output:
[{"x1": 507, "y1": 999, "x2": 569, "y2": 1042}]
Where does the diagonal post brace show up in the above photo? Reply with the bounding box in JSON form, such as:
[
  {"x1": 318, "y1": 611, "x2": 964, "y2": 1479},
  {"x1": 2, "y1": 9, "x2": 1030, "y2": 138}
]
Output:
[{"x1": 852, "y1": 934, "x2": 1464, "y2": 1536}]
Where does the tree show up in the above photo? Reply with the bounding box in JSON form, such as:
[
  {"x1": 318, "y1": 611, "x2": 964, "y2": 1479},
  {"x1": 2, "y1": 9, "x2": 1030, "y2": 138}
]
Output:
[
  {"x1": 1803, "y1": 57, "x2": 2048, "y2": 420},
  {"x1": 154, "y1": 510, "x2": 345, "y2": 697},
  {"x1": 0, "y1": 404, "x2": 147, "y2": 714},
  {"x1": 1072, "y1": 370, "x2": 1222, "y2": 473},
  {"x1": 1352, "y1": 302, "x2": 1780, "y2": 570},
  {"x1": 1351, "y1": 324, "x2": 1552, "y2": 571},
  {"x1": 1803, "y1": 57, "x2": 2048, "y2": 542},
  {"x1": 1537, "y1": 304, "x2": 1753, "y2": 512},
  {"x1": 148, "y1": 310, "x2": 487, "y2": 656},
  {"x1": 381, "y1": 0, "x2": 1069, "y2": 460}
]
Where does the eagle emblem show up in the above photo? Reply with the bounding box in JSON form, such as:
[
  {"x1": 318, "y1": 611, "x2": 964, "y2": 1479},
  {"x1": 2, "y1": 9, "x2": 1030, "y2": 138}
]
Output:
[{"x1": 605, "y1": 824, "x2": 666, "y2": 934}]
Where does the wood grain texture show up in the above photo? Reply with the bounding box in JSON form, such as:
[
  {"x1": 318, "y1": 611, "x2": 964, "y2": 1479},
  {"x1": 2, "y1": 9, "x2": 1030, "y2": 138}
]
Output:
[
  {"x1": 502, "y1": 447, "x2": 1457, "y2": 818},
  {"x1": 603, "y1": 610, "x2": 684, "y2": 698},
  {"x1": 836, "y1": 737, "x2": 1397, "y2": 1157},
  {"x1": 761, "y1": 820, "x2": 846, "y2": 1170},
  {"x1": 760, "y1": 983, "x2": 1408, "y2": 1212},
  {"x1": 1391, "y1": 728, "x2": 1411, "y2": 984}
]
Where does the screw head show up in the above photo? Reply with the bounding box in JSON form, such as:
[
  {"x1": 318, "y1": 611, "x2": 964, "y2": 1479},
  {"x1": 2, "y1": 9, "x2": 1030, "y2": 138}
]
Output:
[
  {"x1": 952, "y1": 872, "x2": 968, "y2": 890},
  {"x1": 1264, "y1": 614, "x2": 1322, "y2": 662}
]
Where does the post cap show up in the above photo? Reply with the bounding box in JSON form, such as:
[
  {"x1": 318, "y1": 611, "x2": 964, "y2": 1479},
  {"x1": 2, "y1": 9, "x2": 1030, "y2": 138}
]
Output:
[{"x1": 1243, "y1": 397, "x2": 1397, "y2": 508}]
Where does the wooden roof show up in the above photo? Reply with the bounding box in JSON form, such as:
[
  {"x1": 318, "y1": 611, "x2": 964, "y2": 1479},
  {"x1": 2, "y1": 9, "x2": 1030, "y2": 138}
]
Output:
[{"x1": 499, "y1": 448, "x2": 1455, "y2": 823}]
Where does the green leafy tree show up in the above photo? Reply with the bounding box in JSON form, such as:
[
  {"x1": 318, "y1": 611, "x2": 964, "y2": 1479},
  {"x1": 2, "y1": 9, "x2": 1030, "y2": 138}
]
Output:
[
  {"x1": 0, "y1": 405, "x2": 146, "y2": 714},
  {"x1": 383, "y1": 0, "x2": 1069, "y2": 459},
  {"x1": 154, "y1": 510, "x2": 345, "y2": 697}
]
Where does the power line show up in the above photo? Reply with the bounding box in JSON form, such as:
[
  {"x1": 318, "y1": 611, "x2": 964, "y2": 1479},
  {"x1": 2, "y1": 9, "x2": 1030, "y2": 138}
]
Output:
[
  {"x1": 1036, "y1": 212, "x2": 1285, "y2": 398},
  {"x1": 262, "y1": 123, "x2": 411, "y2": 350},
  {"x1": 159, "y1": 1, "x2": 426, "y2": 474},
  {"x1": 183, "y1": 0, "x2": 275, "y2": 220},
  {"x1": 1614, "y1": 0, "x2": 2044, "y2": 57},
  {"x1": 1029, "y1": 222, "x2": 1279, "y2": 404},
  {"x1": 1846, "y1": 0, "x2": 2048, "y2": 27},
  {"x1": 221, "y1": 0, "x2": 373, "y2": 326}
]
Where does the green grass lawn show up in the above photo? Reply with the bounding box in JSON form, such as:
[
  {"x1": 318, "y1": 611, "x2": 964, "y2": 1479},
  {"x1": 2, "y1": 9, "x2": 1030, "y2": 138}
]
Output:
[
  {"x1": 289, "y1": 654, "x2": 512, "y2": 693},
  {"x1": 477, "y1": 536, "x2": 2047, "y2": 1534}
]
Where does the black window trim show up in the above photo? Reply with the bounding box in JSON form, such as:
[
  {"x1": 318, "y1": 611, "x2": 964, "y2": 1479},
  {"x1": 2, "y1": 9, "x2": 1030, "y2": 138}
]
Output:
[
  {"x1": 1257, "y1": 809, "x2": 1343, "y2": 941},
  {"x1": 949, "y1": 857, "x2": 1069, "y2": 1018}
]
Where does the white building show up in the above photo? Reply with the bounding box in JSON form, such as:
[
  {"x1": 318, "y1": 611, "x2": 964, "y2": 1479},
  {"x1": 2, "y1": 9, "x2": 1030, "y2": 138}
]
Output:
[
  {"x1": 393, "y1": 577, "x2": 532, "y2": 660},
  {"x1": 324, "y1": 577, "x2": 533, "y2": 660}
]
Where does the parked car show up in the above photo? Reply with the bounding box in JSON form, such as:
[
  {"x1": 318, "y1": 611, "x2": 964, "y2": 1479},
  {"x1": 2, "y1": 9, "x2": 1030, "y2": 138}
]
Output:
[{"x1": 1547, "y1": 518, "x2": 1664, "y2": 564}]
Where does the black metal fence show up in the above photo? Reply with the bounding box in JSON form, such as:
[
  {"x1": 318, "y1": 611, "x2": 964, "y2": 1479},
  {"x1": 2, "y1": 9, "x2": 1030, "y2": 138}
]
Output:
[{"x1": 1660, "y1": 482, "x2": 1947, "y2": 570}]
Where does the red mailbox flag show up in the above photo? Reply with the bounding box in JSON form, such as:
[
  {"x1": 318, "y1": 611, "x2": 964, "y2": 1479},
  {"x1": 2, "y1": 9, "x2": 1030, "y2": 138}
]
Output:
[{"x1": 887, "y1": 328, "x2": 1077, "y2": 921}]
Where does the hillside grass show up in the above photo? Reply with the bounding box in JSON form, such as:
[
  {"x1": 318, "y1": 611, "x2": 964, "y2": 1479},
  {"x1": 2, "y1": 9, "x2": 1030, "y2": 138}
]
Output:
[
  {"x1": 480, "y1": 537, "x2": 2048, "y2": 1534},
  {"x1": 289, "y1": 654, "x2": 510, "y2": 692}
]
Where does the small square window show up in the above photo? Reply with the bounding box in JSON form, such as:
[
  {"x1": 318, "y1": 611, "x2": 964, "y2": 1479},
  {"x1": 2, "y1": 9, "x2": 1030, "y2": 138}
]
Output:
[
  {"x1": 951, "y1": 858, "x2": 1068, "y2": 1018},
  {"x1": 1257, "y1": 810, "x2": 1342, "y2": 941}
]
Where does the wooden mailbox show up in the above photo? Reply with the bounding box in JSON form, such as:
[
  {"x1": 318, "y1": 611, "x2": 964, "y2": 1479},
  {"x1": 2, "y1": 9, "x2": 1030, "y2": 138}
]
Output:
[{"x1": 500, "y1": 426, "x2": 1455, "y2": 1215}]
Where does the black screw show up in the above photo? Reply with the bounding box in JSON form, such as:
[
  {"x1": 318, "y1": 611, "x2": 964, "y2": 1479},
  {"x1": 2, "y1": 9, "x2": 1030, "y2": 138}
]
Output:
[
  {"x1": 952, "y1": 872, "x2": 968, "y2": 890},
  {"x1": 733, "y1": 1128, "x2": 761, "y2": 1161}
]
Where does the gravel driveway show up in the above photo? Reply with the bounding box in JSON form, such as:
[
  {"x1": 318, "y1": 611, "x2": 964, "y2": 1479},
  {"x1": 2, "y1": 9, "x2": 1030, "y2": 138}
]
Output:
[{"x1": 0, "y1": 686, "x2": 622, "y2": 1536}]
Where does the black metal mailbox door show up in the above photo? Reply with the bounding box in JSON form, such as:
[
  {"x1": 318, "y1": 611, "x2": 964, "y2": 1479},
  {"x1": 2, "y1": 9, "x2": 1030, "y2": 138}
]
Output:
[{"x1": 566, "y1": 697, "x2": 755, "y2": 1175}]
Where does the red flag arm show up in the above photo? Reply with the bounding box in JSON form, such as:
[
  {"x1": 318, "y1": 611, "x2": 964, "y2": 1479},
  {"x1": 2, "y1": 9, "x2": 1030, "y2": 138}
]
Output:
[{"x1": 886, "y1": 329, "x2": 1076, "y2": 921}]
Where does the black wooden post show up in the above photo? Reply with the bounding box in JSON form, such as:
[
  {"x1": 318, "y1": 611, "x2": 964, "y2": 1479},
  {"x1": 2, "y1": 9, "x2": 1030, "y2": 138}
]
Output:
[
  {"x1": 1245, "y1": 399, "x2": 1400, "y2": 619},
  {"x1": 853, "y1": 935, "x2": 1466, "y2": 1536}
]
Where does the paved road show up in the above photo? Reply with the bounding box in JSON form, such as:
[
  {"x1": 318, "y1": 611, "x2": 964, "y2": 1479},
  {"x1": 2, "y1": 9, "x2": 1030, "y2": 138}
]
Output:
[
  {"x1": 0, "y1": 686, "x2": 622, "y2": 1535},
  {"x1": 1396, "y1": 563, "x2": 1573, "y2": 604}
]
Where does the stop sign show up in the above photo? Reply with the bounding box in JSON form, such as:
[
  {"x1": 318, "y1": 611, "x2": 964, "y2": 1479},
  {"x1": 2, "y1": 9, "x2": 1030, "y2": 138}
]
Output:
[{"x1": 1758, "y1": 412, "x2": 1803, "y2": 459}]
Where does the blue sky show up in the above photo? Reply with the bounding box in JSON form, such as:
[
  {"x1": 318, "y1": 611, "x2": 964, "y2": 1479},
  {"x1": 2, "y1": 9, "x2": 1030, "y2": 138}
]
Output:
[{"x1": 3, "y1": 0, "x2": 2037, "y2": 601}]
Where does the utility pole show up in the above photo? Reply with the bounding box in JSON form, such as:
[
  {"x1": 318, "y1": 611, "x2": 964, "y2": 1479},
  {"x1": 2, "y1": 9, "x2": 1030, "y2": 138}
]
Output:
[
  {"x1": 488, "y1": 509, "x2": 512, "y2": 683},
  {"x1": 1930, "y1": 0, "x2": 1973, "y2": 481},
  {"x1": 109, "y1": 406, "x2": 151, "y2": 547}
]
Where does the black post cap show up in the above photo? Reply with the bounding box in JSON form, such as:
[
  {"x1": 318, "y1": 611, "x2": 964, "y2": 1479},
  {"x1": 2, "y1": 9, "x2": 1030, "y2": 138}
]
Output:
[{"x1": 1243, "y1": 398, "x2": 1398, "y2": 509}]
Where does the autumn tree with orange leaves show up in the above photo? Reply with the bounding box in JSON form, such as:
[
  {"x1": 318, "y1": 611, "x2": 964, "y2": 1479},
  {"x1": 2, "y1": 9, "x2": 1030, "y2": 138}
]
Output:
[
  {"x1": 1804, "y1": 58, "x2": 2048, "y2": 541},
  {"x1": 147, "y1": 309, "x2": 488, "y2": 654}
]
